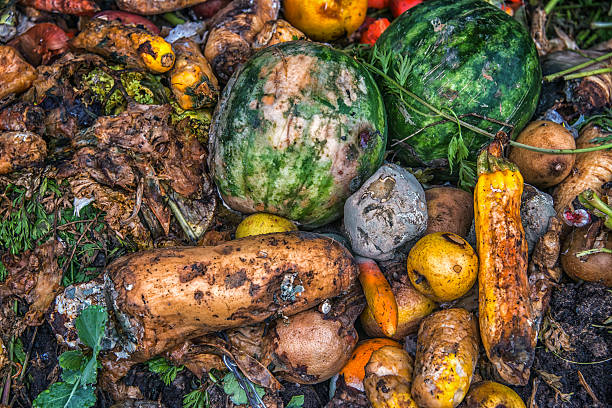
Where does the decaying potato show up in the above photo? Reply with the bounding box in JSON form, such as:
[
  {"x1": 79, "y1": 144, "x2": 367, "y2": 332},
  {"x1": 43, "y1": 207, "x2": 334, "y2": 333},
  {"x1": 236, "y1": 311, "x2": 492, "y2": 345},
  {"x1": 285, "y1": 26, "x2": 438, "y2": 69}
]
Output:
[
  {"x1": 0, "y1": 45, "x2": 37, "y2": 99},
  {"x1": 252, "y1": 19, "x2": 307, "y2": 50},
  {"x1": 412, "y1": 308, "x2": 479, "y2": 408},
  {"x1": 170, "y1": 38, "x2": 219, "y2": 110},
  {"x1": 561, "y1": 223, "x2": 612, "y2": 286},
  {"x1": 364, "y1": 346, "x2": 418, "y2": 408},
  {"x1": 508, "y1": 121, "x2": 576, "y2": 188},
  {"x1": 204, "y1": 0, "x2": 280, "y2": 82},
  {"x1": 407, "y1": 232, "x2": 478, "y2": 302},
  {"x1": 262, "y1": 307, "x2": 359, "y2": 384},
  {"x1": 0, "y1": 131, "x2": 47, "y2": 175},
  {"x1": 361, "y1": 276, "x2": 436, "y2": 341},
  {"x1": 464, "y1": 381, "x2": 526, "y2": 408},
  {"x1": 72, "y1": 19, "x2": 175, "y2": 73},
  {"x1": 425, "y1": 187, "x2": 474, "y2": 238}
]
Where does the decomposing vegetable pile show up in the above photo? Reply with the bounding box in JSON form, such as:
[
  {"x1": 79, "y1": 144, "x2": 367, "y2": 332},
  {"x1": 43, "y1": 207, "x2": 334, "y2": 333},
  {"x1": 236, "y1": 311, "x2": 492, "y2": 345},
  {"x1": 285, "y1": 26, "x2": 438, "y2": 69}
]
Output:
[{"x1": 0, "y1": 0, "x2": 610, "y2": 407}]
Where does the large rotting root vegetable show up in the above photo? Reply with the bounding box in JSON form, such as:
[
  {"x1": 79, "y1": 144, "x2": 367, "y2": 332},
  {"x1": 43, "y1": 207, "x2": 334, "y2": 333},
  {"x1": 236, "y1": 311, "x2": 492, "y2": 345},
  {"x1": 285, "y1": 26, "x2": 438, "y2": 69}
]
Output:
[
  {"x1": 72, "y1": 19, "x2": 175, "y2": 73},
  {"x1": 49, "y1": 232, "x2": 358, "y2": 385},
  {"x1": 204, "y1": 0, "x2": 280, "y2": 83},
  {"x1": 411, "y1": 308, "x2": 479, "y2": 408},
  {"x1": 475, "y1": 140, "x2": 535, "y2": 386}
]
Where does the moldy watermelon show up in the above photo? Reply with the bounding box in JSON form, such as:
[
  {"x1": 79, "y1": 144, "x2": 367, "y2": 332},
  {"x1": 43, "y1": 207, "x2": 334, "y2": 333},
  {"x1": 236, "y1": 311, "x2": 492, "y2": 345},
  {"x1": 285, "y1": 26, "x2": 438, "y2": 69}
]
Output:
[
  {"x1": 376, "y1": 0, "x2": 541, "y2": 165},
  {"x1": 209, "y1": 41, "x2": 387, "y2": 228}
]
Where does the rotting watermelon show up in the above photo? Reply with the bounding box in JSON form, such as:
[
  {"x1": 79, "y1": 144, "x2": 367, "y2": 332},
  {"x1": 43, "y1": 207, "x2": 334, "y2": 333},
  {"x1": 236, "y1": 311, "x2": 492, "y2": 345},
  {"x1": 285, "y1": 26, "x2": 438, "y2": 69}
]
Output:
[
  {"x1": 376, "y1": 0, "x2": 541, "y2": 165},
  {"x1": 209, "y1": 41, "x2": 387, "y2": 228}
]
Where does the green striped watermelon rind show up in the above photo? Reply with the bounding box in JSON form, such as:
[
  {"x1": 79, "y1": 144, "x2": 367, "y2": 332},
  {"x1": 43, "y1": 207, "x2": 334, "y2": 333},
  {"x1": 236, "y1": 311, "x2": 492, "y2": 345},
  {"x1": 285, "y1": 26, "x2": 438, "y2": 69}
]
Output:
[
  {"x1": 209, "y1": 41, "x2": 387, "y2": 228},
  {"x1": 376, "y1": 0, "x2": 542, "y2": 165}
]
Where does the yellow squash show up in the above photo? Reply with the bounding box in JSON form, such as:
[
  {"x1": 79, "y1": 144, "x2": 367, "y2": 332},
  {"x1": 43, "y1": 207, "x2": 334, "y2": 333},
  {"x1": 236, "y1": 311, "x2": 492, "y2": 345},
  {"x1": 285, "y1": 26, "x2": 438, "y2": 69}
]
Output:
[{"x1": 474, "y1": 141, "x2": 535, "y2": 386}]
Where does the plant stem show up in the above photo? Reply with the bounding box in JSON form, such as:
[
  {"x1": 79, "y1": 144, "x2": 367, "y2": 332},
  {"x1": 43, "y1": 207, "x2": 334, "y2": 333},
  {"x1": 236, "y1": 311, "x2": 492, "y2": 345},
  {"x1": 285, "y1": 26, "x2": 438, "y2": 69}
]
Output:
[
  {"x1": 591, "y1": 21, "x2": 612, "y2": 29},
  {"x1": 544, "y1": 0, "x2": 563, "y2": 14},
  {"x1": 162, "y1": 12, "x2": 185, "y2": 26},
  {"x1": 359, "y1": 60, "x2": 499, "y2": 140},
  {"x1": 509, "y1": 140, "x2": 612, "y2": 154},
  {"x1": 564, "y1": 68, "x2": 612, "y2": 80},
  {"x1": 576, "y1": 248, "x2": 612, "y2": 257},
  {"x1": 544, "y1": 51, "x2": 612, "y2": 82}
]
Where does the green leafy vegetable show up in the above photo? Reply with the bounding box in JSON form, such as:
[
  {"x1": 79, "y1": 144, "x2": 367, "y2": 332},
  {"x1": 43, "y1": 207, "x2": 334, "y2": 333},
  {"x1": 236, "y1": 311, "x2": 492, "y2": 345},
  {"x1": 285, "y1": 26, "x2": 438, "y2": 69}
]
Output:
[
  {"x1": 33, "y1": 305, "x2": 108, "y2": 408},
  {"x1": 222, "y1": 372, "x2": 265, "y2": 405},
  {"x1": 183, "y1": 388, "x2": 209, "y2": 408},
  {"x1": 147, "y1": 357, "x2": 184, "y2": 386},
  {"x1": 287, "y1": 395, "x2": 305, "y2": 408}
]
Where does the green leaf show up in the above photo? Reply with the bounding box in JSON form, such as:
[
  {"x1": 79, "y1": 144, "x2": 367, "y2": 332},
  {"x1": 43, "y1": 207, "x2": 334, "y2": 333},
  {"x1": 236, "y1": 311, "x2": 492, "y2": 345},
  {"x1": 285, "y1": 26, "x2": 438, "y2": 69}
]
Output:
[
  {"x1": 33, "y1": 382, "x2": 96, "y2": 408},
  {"x1": 13, "y1": 338, "x2": 25, "y2": 364},
  {"x1": 146, "y1": 356, "x2": 184, "y2": 386},
  {"x1": 287, "y1": 395, "x2": 305, "y2": 408},
  {"x1": 80, "y1": 354, "x2": 99, "y2": 385},
  {"x1": 183, "y1": 389, "x2": 208, "y2": 408},
  {"x1": 222, "y1": 372, "x2": 265, "y2": 405},
  {"x1": 59, "y1": 351, "x2": 86, "y2": 371},
  {"x1": 74, "y1": 305, "x2": 107, "y2": 353}
]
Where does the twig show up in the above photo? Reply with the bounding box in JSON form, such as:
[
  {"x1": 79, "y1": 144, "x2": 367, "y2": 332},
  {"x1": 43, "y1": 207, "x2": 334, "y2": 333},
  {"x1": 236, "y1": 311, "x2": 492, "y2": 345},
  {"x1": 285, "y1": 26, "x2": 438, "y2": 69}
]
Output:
[
  {"x1": 18, "y1": 326, "x2": 38, "y2": 383},
  {"x1": 543, "y1": 51, "x2": 612, "y2": 82},
  {"x1": 564, "y1": 67, "x2": 612, "y2": 80},
  {"x1": 577, "y1": 370, "x2": 601, "y2": 405},
  {"x1": 62, "y1": 217, "x2": 97, "y2": 275}
]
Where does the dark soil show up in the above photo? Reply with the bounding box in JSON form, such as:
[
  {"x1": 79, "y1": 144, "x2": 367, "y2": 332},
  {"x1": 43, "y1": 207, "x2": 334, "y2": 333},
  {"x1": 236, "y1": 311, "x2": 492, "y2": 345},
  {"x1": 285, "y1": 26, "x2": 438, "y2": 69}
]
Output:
[
  {"x1": 123, "y1": 364, "x2": 199, "y2": 408},
  {"x1": 512, "y1": 281, "x2": 612, "y2": 408},
  {"x1": 21, "y1": 322, "x2": 59, "y2": 405}
]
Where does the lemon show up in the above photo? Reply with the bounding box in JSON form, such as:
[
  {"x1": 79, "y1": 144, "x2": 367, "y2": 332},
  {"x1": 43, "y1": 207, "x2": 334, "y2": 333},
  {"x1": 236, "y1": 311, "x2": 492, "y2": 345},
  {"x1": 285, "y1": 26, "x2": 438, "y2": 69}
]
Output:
[{"x1": 235, "y1": 213, "x2": 298, "y2": 238}]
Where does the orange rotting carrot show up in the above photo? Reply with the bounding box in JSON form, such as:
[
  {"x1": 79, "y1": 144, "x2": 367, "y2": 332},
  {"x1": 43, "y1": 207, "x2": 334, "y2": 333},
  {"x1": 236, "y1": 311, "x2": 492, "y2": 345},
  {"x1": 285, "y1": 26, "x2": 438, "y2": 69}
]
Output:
[
  {"x1": 357, "y1": 257, "x2": 398, "y2": 338},
  {"x1": 339, "y1": 338, "x2": 401, "y2": 392}
]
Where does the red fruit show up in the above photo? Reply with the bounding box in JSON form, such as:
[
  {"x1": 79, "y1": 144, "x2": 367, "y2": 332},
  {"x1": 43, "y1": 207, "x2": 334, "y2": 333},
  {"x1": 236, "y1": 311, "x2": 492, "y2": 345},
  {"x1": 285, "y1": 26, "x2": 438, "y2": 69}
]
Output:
[
  {"x1": 93, "y1": 11, "x2": 159, "y2": 34},
  {"x1": 368, "y1": 0, "x2": 390, "y2": 8},
  {"x1": 390, "y1": 0, "x2": 423, "y2": 17},
  {"x1": 192, "y1": 0, "x2": 231, "y2": 19},
  {"x1": 360, "y1": 18, "x2": 391, "y2": 45}
]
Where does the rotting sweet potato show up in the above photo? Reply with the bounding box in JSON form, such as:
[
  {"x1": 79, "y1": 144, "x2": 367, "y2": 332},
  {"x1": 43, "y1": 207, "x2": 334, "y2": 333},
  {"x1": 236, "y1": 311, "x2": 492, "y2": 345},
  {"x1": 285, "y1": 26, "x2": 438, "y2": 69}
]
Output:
[
  {"x1": 170, "y1": 38, "x2": 219, "y2": 110},
  {"x1": 52, "y1": 232, "x2": 357, "y2": 384},
  {"x1": 0, "y1": 45, "x2": 37, "y2": 100},
  {"x1": 71, "y1": 19, "x2": 175, "y2": 73},
  {"x1": 553, "y1": 124, "x2": 612, "y2": 213},
  {"x1": 204, "y1": 0, "x2": 280, "y2": 83},
  {"x1": 0, "y1": 131, "x2": 47, "y2": 175},
  {"x1": 116, "y1": 0, "x2": 209, "y2": 15}
]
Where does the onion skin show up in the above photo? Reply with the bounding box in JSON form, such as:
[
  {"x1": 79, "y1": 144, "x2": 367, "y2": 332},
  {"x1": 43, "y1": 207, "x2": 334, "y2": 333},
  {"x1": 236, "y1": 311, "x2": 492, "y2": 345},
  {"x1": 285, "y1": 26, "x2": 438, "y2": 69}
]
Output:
[{"x1": 8, "y1": 23, "x2": 69, "y2": 66}]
